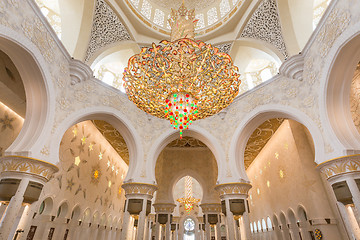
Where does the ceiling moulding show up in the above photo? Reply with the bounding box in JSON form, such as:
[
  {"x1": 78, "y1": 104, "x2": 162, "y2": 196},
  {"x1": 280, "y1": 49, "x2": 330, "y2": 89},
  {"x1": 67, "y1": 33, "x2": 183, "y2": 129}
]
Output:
[
  {"x1": 84, "y1": 0, "x2": 132, "y2": 63},
  {"x1": 69, "y1": 59, "x2": 93, "y2": 85},
  {"x1": 239, "y1": 0, "x2": 288, "y2": 58},
  {"x1": 279, "y1": 53, "x2": 304, "y2": 81}
]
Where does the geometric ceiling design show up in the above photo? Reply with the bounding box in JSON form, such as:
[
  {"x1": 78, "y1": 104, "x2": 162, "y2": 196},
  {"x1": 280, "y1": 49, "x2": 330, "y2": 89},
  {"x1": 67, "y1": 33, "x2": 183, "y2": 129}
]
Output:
[
  {"x1": 244, "y1": 118, "x2": 284, "y2": 169},
  {"x1": 240, "y1": 0, "x2": 288, "y2": 57},
  {"x1": 92, "y1": 120, "x2": 129, "y2": 165},
  {"x1": 84, "y1": 0, "x2": 132, "y2": 63}
]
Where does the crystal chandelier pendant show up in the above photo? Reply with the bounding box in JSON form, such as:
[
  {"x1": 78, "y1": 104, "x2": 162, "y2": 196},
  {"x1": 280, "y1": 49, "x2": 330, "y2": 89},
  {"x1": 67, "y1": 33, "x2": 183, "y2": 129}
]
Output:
[{"x1": 165, "y1": 93, "x2": 198, "y2": 139}]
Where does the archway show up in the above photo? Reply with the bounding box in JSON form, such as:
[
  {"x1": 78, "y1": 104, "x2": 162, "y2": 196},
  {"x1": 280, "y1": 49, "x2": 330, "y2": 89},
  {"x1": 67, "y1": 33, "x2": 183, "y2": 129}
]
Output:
[
  {"x1": 154, "y1": 136, "x2": 219, "y2": 240},
  {"x1": 0, "y1": 49, "x2": 25, "y2": 158},
  {"x1": 242, "y1": 117, "x2": 342, "y2": 239},
  {"x1": 148, "y1": 126, "x2": 228, "y2": 184},
  {"x1": 0, "y1": 28, "x2": 53, "y2": 158},
  {"x1": 230, "y1": 105, "x2": 325, "y2": 181},
  {"x1": 154, "y1": 136, "x2": 218, "y2": 205},
  {"x1": 324, "y1": 31, "x2": 360, "y2": 153},
  {"x1": 51, "y1": 107, "x2": 142, "y2": 178},
  {"x1": 231, "y1": 40, "x2": 282, "y2": 95}
]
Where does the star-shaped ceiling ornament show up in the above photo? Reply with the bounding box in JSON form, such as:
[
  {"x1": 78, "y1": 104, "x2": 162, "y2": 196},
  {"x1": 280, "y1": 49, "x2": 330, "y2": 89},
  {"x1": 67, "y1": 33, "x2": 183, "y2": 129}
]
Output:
[
  {"x1": 81, "y1": 136, "x2": 87, "y2": 145},
  {"x1": 89, "y1": 143, "x2": 94, "y2": 151},
  {"x1": 0, "y1": 112, "x2": 15, "y2": 132},
  {"x1": 72, "y1": 128, "x2": 78, "y2": 137}
]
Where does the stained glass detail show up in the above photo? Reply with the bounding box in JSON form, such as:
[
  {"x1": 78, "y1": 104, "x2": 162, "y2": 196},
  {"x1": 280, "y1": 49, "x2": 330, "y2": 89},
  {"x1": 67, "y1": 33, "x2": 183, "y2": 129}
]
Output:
[
  {"x1": 195, "y1": 14, "x2": 205, "y2": 29},
  {"x1": 141, "y1": 0, "x2": 152, "y2": 19},
  {"x1": 220, "y1": 0, "x2": 231, "y2": 18},
  {"x1": 129, "y1": 0, "x2": 140, "y2": 8},
  {"x1": 207, "y1": 7, "x2": 218, "y2": 25},
  {"x1": 154, "y1": 9, "x2": 165, "y2": 27}
]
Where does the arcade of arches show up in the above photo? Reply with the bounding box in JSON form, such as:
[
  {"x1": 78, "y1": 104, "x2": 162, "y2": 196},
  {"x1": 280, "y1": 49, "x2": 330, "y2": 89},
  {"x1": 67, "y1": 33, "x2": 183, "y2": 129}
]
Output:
[{"x1": 0, "y1": 0, "x2": 360, "y2": 240}]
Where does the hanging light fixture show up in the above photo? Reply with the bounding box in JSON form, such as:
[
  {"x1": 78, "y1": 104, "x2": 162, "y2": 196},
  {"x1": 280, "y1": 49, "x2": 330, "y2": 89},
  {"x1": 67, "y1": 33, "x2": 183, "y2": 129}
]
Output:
[
  {"x1": 177, "y1": 176, "x2": 200, "y2": 213},
  {"x1": 123, "y1": 3, "x2": 241, "y2": 138}
]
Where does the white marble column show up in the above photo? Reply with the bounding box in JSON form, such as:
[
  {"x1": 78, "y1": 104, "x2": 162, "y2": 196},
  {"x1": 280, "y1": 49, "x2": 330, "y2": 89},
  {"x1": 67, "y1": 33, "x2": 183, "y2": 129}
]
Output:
[
  {"x1": 165, "y1": 215, "x2": 171, "y2": 240},
  {"x1": 0, "y1": 178, "x2": 29, "y2": 240},
  {"x1": 204, "y1": 214, "x2": 211, "y2": 240},
  {"x1": 155, "y1": 221, "x2": 161, "y2": 240},
  {"x1": 216, "y1": 221, "x2": 222, "y2": 240},
  {"x1": 243, "y1": 202, "x2": 252, "y2": 240},
  {"x1": 0, "y1": 204, "x2": 7, "y2": 223},
  {"x1": 346, "y1": 178, "x2": 360, "y2": 213},
  {"x1": 145, "y1": 219, "x2": 151, "y2": 240},
  {"x1": 224, "y1": 199, "x2": 236, "y2": 240},
  {"x1": 137, "y1": 199, "x2": 148, "y2": 240},
  {"x1": 121, "y1": 200, "x2": 131, "y2": 240}
]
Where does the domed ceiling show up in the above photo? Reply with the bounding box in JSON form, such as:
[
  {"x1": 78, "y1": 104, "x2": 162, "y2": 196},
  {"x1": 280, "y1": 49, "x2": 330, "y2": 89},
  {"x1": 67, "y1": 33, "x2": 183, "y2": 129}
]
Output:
[{"x1": 149, "y1": 0, "x2": 217, "y2": 11}]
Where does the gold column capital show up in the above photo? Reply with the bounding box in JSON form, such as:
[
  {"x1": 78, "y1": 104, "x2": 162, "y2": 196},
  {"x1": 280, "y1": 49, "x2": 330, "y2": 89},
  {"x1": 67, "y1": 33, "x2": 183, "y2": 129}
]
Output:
[
  {"x1": 214, "y1": 182, "x2": 252, "y2": 197},
  {"x1": 121, "y1": 182, "x2": 158, "y2": 197},
  {"x1": 152, "y1": 203, "x2": 176, "y2": 213},
  {"x1": 0, "y1": 156, "x2": 59, "y2": 182},
  {"x1": 199, "y1": 203, "x2": 222, "y2": 213},
  {"x1": 317, "y1": 154, "x2": 360, "y2": 179}
]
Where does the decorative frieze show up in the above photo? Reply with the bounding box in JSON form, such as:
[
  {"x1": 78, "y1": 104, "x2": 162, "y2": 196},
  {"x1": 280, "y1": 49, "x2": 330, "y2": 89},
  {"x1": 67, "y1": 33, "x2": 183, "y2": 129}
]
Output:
[
  {"x1": 200, "y1": 203, "x2": 222, "y2": 213},
  {"x1": 0, "y1": 156, "x2": 59, "y2": 182},
  {"x1": 317, "y1": 154, "x2": 360, "y2": 179},
  {"x1": 153, "y1": 203, "x2": 176, "y2": 213},
  {"x1": 122, "y1": 182, "x2": 158, "y2": 197},
  {"x1": 214, "y1": 182, "x2": 252, "y2": 197}
]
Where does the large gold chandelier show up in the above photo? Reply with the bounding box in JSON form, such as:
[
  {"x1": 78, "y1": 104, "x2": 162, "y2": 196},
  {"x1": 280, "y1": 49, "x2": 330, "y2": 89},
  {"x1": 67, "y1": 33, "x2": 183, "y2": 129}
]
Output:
[{"x1": 123, "y1": 3, "x2": 241, "y2": 138}]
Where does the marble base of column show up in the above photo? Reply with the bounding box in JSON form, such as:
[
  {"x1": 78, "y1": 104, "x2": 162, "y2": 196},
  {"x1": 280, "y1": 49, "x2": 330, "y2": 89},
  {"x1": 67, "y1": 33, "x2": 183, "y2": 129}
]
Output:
[{"x1": 0, "y1": 178, "x2": 29, "y2": 240}]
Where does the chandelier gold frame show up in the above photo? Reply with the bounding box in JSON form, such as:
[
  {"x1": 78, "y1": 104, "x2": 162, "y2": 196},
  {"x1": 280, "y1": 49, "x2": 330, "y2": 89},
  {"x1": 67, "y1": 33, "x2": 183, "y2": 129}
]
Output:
[{"x1": 123, "y1": 3, "x2": 241, "y2": 137}]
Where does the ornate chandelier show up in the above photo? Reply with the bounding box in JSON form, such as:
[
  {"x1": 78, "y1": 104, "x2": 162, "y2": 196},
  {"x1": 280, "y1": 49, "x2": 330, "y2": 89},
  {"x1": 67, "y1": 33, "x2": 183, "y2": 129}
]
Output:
[
  {"x1": 177, "y1": 176, "x2": 200, "y2": 213},
  {"x1": 123, "y1": 3, "x2": 241, "y2": 138}
]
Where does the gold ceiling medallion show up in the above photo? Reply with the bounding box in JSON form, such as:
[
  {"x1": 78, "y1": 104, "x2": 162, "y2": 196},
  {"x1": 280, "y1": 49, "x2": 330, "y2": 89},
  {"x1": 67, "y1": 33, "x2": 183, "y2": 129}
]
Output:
[{"x1": 123, "y1": 3, "x2": 241, "y2": 138}]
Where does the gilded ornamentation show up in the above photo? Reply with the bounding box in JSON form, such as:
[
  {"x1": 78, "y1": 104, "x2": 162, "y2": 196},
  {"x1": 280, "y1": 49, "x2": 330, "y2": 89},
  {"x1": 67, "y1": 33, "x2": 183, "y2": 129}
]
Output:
[
  {"x1": 317, "y1": 155, "x2": 360, "y2": 179},
  {"x1": 214, "y1": 182, "x2": 252, "y2": 197},
  {"x1": 240, "y1": 0, "x2": 288, "y2": 57},
  {"x1": 91, "y1": 164, "x2": 101, "y2": 184},
  {"x1": 244, "y1": 118, "x2": 284, "y2": 169},
  {"x1": 92, "y1": 120, "x2": 129, "y2": 165},
  {"x1": 0, "y1": 156, "x2": 59, "y2": 182},
  {"x1": 122, "y1": 182, "x2": 158, "y2": 197}
]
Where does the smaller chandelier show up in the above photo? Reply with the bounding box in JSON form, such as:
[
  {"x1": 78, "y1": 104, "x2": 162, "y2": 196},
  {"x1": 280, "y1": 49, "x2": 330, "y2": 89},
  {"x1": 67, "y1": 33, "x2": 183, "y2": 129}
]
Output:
[
  {"x1": 177, "y1": 176, "x2": 200, "y2": 213},
  {"x1": 177, "y1": 196, "x2": 200, "y2": 213},
  {"x1": 123, "y1": 4, "x2": 241, "y2": 138}
]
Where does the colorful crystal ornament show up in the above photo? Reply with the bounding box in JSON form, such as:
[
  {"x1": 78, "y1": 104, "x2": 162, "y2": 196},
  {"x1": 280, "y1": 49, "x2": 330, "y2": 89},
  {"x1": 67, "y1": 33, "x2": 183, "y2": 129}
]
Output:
[
  {"x1": 165, "y1": 93, "x2": 198, "y2": 138},
  {"x1": 123, "y1": 3, "x2": 241, "y2": 138}
]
